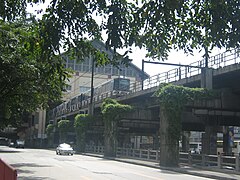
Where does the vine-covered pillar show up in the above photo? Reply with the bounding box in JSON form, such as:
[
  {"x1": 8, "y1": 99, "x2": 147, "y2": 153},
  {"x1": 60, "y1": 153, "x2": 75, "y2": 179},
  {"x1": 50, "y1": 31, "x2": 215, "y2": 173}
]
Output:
[
  {"x1": 159, "y1": 106, "x2": 179, "y2": 167},
  {"x1": 104, "y1": 121, "x2": 117, "y2": 157}
]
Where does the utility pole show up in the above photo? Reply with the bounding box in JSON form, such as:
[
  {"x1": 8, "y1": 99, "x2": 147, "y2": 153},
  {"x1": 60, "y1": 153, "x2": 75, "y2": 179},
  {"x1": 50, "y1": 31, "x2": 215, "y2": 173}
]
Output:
[
  {"x1": 141, "y1": 59, "x2": 145, "y2": 90},
  {"x1": 89, "y1": 57, "x2": 95, "y2": 115}
]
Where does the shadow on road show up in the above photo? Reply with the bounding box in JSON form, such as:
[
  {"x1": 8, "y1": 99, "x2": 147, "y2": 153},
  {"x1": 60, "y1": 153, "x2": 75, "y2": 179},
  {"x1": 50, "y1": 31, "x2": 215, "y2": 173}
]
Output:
[
  {"x1": 11, "y1": 162, "x2": 52, "y2": 168},
  {"x1": 0, "y1": 150, "x2": 21, "y2": 153},
  {"x1": 18, "y1": 176, "x2": 55, "y2": 180},
  {"x1": 11, "y1": 163, "x2": 54, "y2": 180}
]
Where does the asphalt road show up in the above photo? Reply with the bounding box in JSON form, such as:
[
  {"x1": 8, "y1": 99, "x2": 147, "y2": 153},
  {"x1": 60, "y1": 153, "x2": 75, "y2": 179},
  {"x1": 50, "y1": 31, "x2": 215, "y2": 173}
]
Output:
[{"x1": 0, "y1": 146, "x2": 213, "y2": 180}]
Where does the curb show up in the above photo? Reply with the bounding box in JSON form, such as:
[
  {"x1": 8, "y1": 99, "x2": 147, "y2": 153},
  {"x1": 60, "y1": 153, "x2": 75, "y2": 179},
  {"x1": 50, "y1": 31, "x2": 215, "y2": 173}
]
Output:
[{"x1": 82, "y1": 153, "x2": 239, "y2": 180}]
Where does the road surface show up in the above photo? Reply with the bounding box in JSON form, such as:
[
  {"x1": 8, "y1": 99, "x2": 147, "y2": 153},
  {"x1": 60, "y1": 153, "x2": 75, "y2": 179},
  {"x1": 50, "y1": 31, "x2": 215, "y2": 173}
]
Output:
[{"x1": 0, "y1": 146, "x2": 213, "y2": 180}]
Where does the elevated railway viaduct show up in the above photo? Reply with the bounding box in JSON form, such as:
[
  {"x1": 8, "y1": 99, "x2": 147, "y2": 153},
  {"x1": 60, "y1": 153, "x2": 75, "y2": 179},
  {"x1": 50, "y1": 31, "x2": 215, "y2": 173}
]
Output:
[{"x1": 50, "y1": 49, "x2": 240, "y2": 155}]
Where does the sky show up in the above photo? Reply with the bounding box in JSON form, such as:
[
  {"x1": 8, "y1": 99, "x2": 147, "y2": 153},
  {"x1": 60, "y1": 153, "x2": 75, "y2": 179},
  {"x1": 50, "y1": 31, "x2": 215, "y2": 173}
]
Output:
[{"x1": 27, "y1": 2, "x2": 224, "y2": 77}]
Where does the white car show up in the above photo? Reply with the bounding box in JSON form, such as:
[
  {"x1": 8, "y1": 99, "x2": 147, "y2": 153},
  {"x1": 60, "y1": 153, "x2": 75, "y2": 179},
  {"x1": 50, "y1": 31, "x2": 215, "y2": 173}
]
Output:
[{"x1": 56, "y1": 143, "x2": 74, "y2": 155}]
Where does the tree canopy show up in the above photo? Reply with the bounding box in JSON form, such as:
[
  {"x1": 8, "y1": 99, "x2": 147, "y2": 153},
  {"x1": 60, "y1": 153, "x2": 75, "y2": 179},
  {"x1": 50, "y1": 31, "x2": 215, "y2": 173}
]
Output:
[
  {"x1": 1, "y1": 0, "x2": 239, "y2": 59},
  {"x1": 0, "y1": 18, "x2": 69, "y2": 128},
  {"x1": 0, "y1": 0, "x2": 239, "y2": 127}
]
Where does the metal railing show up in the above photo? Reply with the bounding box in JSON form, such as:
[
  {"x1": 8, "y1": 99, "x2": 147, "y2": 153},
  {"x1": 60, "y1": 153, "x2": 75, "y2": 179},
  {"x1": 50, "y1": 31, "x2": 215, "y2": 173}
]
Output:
[
  {"x1": 140, "y1": 48, "x2": 240, "y2": 90},
  {"x1": 51, "y1": 48, "x2": 240, "y2": 118},
  {"x1": 85, "y1": 145, "x2": 240, "y2": 172}
]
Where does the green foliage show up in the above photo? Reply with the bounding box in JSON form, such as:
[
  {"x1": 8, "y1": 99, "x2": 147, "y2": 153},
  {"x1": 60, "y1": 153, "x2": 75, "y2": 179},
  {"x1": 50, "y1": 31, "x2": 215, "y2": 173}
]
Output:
[
  {"x1": 57, "y1": 120, "x2": 70, "y2": 131},
  {"x1": 155, "y1": 84, "x2": 214, "y2": 141},
  {"x1": 0, "y1": 19, "x2": 69, "y2": 128},
  {"x1": 1, "y1": 0, "x2": 239, "y2": 127},
  {"x1": 1, "y1": 0, "x2": 239, "y2": 61},
  {"x1": 57, "y1": 119, "x2": 70, "y2": 143},
  {"x1": 130, "y1": 0, "x2": 240, "y2": 59},
  {"x1": 101, "y1": 98, "x2": 132, "y2": 157},
  {"x1": 46, "y1": 124, "x2": 54, "y2": 136},
  {"x1": 74, "y1": 114, "x2": 93, "y2": 152},
  {"x1": 74, "y1": 114, "x2": 93, "y2": 131},
  {"x1": 101, "y1": 98, "x2": 132, "y2": 122}
]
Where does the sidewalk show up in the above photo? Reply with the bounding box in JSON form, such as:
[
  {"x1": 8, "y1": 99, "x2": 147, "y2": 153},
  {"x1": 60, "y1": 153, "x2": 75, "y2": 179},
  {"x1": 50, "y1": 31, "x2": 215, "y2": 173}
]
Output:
[{"x1": 83, "y1": 153, "x2": 240, "y2": 180}]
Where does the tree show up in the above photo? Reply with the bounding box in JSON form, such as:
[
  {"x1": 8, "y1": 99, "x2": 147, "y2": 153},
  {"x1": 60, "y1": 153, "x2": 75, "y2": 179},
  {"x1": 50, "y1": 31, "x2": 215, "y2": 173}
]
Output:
[
  {"x1": 101, "y1": 98, "x2": 132, "y2": 157},
  {"x1": 1, "y1": 0, "x2": 239, "y2": 127},
  {"x1": 74, "y1": 114, "x2": 93, "y2": 152},
  {"x1": 1, "y1": 1, "x2": 239, "y2": 59},
  {"x1": 155, "y1": 84, "x2": 215, "y2": 167},
  {"x1": 128, "y1": 0, "x2": 240, "y2": 61},
  {"x1": 57, "y1": 119, "x2": 70, "y2": 143},
  {"x1": 0, "y1": 19, "x2": 69, "y2": 128}
]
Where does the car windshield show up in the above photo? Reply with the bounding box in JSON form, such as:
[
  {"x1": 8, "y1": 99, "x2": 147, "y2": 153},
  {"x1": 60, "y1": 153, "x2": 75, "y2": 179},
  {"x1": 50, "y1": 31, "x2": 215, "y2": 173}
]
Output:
[{"x1": 59, "y1": 144, "x2": 71, "y2": 148}]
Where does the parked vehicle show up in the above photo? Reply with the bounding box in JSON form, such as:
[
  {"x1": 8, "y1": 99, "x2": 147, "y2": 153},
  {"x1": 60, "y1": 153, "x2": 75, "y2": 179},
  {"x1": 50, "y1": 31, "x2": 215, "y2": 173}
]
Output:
[
  {"x1": 56, "y1": 143, "x2": 74, "y2": 155},
  {"x1": 15, "y1": 140, "x2": 25, "y2": 148},
  {"x1": 8, "y1": 142, "x2": 14, "y2": 147},
  {"x1": 189, "y1": 142, "x2": 202, "y2": 154}
]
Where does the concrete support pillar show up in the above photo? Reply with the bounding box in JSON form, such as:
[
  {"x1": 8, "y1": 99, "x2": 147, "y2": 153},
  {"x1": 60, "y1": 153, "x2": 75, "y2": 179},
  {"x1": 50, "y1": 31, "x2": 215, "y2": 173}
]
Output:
[
  {"x1": 201, "y1": 68, "x2": 213, "y2": 89},
  {"x1": 153, "y1": 132, "x2": 160, "y2": 150},
  {"x1": 182, "y1": 131, "x2": 190, "y2": 152},
  {"x1": 201, "y1": 68, "x2": 216, "y2": 155},
  {"x1": 202, "y1": 125, "x2": 217, "y2": 155},
  {"x1": 223, "y1": 126, "x2": 234, "y2": 156},
  {"x1": 159, "y1": 106, "x2": 179, "y2": 167},
  {"x1": 236, "y1": 155, "x2": 240, "y2": 172}
]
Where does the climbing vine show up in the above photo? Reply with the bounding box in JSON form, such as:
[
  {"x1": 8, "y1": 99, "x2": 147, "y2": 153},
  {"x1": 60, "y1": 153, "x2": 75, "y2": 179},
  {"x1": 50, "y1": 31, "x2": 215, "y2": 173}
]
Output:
[
  {"x1": 155, "y1": 83, "x2": 215, "y2": 144},
  {"x1": 46, "y1": 124, "x2": 54, "y2": 136},
  {"x1": 57, "y1": 119, "x2": 71, "y2": 143},
  {"x1": 101, "y1": 98, "x2": 132, "y2": 123},
  {"x1": 74, "y1": 114, "x2": 93, "y2": 152},
  {"x1": 101, "y1": 98, "x2": 132, "y2": 156}
]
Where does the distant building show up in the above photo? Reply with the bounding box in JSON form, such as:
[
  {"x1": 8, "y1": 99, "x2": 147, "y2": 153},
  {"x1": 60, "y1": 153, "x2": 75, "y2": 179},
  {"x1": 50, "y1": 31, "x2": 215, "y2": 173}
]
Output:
[
  {"x1": 24, "y1": 40, "x2": 149, "y2": 147},
  {"x1": 62, "y1": 40, "x2": 149, "y2": 101}
]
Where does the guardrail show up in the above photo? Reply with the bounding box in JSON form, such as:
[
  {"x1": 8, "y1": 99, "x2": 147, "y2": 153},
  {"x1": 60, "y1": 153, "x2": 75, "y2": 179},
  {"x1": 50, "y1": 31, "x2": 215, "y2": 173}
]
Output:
[
  {"x1": 0, "y1": 159, "x2": 17, "y2": 180},
  {"x1": 85, "y1": 145, "x2": 240, "y2": 172}
]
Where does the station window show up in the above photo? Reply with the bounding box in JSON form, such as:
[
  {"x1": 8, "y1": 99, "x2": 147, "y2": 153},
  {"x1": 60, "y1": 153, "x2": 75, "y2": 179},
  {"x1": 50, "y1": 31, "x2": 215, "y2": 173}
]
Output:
[{"x1": 79, "y1": 86, "x2": 90, "y2": 93}]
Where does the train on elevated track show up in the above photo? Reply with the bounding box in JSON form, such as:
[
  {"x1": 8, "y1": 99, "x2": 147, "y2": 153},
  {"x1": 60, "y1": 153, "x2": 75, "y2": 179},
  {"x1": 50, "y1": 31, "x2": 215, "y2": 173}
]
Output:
[{"x1": 53, "y1": 78, "x2": 131, "y2": 117}]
